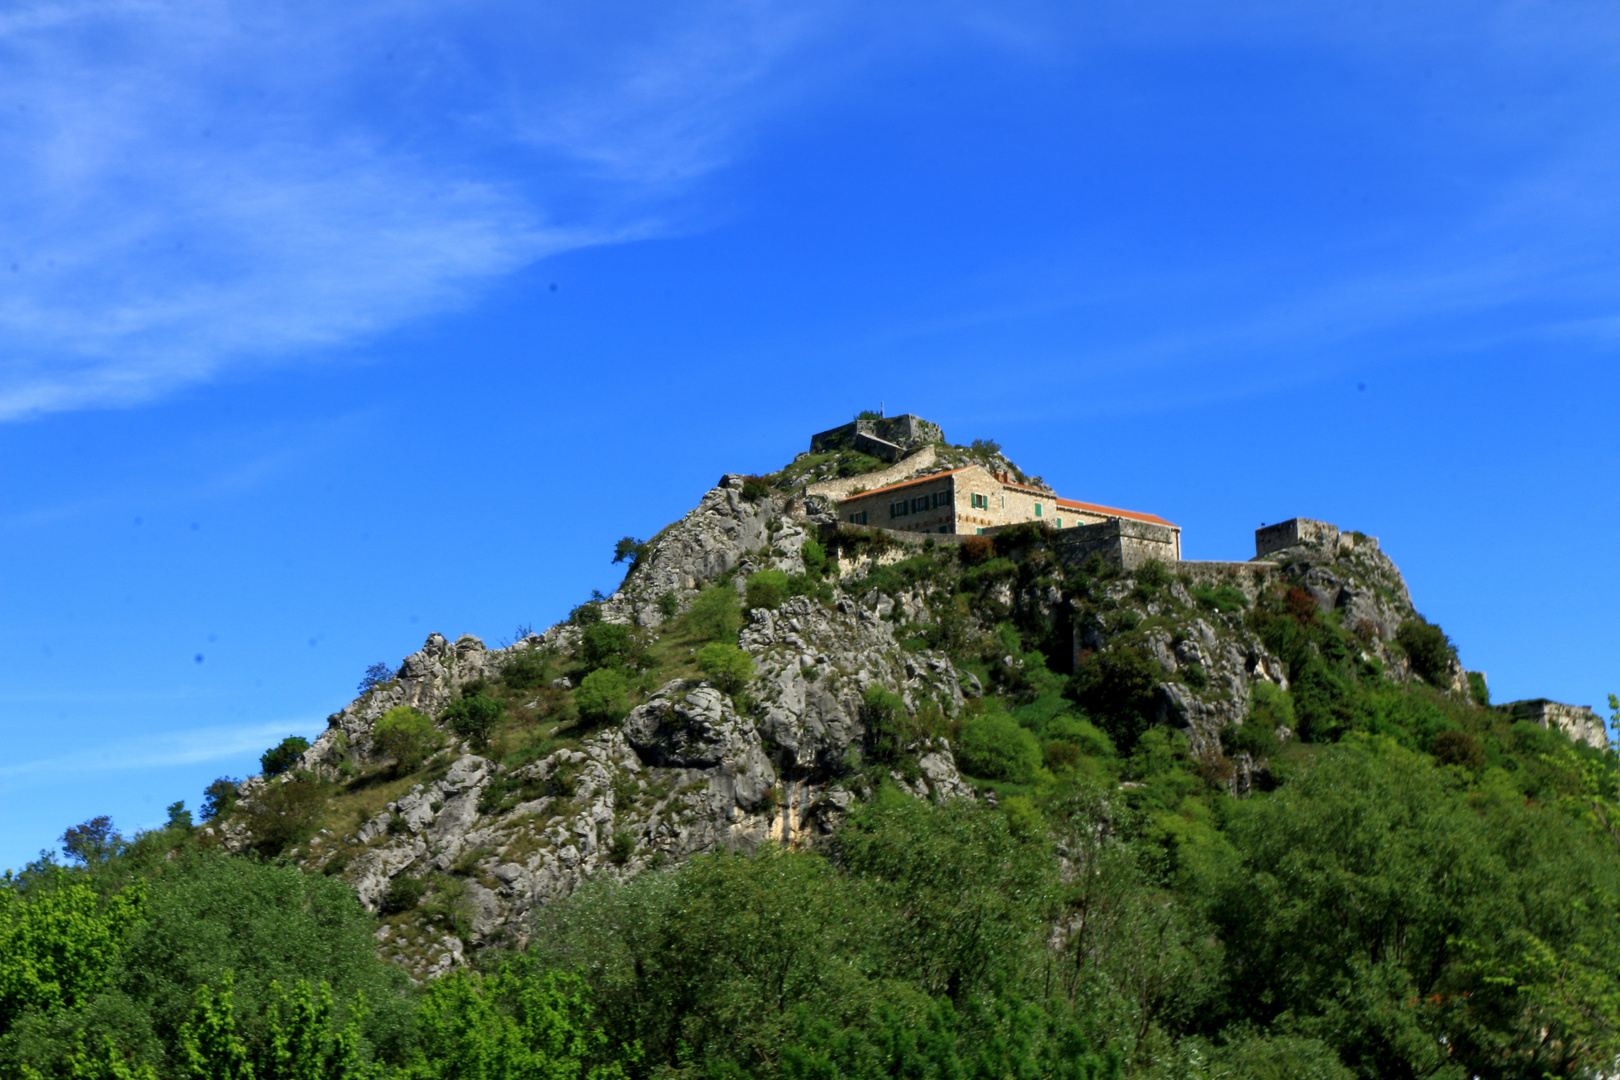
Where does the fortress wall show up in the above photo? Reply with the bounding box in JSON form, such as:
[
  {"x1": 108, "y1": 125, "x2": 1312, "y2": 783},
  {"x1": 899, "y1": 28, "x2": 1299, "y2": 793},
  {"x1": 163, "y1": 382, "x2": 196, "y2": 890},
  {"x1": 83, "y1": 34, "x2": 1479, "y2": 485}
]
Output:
[
  {"x1": 1056, "y1": 518, "x2": 1180, "y2": 571},
  {"x1": 1496, "y1": 699, "x2": 1609, "y2": 751},
  {"x1": 804, "y1": 444, "x2": 938, "y2": 502}
]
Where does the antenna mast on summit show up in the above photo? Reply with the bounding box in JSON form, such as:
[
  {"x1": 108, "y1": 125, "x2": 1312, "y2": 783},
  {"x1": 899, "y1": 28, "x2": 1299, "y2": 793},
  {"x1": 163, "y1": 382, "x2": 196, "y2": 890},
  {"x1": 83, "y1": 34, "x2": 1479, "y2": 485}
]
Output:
[{"x1": 880, "y1": 401, "x2": 884, "y2": 417}]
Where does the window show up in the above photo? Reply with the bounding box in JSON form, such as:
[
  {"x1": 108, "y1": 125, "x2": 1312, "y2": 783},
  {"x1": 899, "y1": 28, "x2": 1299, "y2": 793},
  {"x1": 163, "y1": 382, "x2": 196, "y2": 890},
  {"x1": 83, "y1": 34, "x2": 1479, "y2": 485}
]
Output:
[
  {"x1": 937, "y1": 525, "x2": 948, "y2": 534},
  {"x1": 912, "y1": 496, "x2": 927, "y2": 513},
  {"x1": 970, "y1": 493, "x2": 988, "y2": 510},
  {"x1": 933, "y1": 491, "x2": 948, "y2": 508},
  {"x1": 1034, "y1": 504, "x2": 1042, "y2": 518},
  {"x1": 976, "y1": 528, "x2": 985, "y2": 535},
  {"x1": 1055, "y1": 518, "x2": 1062, "y2": 529},
  {"x1": 848, "y1": 511, "x2": 867, "y2": 525},
  {"x1": 1001, "y1": 495, "x2": 1005, "y2": 508}
]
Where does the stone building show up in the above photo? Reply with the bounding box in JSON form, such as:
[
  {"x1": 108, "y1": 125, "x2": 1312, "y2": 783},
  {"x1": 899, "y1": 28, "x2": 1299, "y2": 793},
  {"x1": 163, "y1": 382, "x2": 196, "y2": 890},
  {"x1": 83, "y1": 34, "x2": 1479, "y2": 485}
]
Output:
[
  {"x1": 836, "y1": 462, "x2": 1181, "y2": 559},
  {"x1": 1495, "y1": 699, "x2": 1610, "y2": 751},
  {"x1": 809, "y1": 414, "x2": 945, "y2": 463}
]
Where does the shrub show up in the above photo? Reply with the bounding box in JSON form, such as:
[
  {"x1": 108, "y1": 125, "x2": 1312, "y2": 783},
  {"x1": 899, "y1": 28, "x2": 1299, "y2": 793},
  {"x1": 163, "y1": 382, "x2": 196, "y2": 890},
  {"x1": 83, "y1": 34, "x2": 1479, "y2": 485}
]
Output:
[
  {"x1": 575, "y1": 668, "x2": 630, "y2": 726},
  {"x1": 739, "y1": 475, "x2": 771, "y2": 502},
  {"x1": 200, "y1": 777, "x2": 241, "y2": 822},
  {"x1": 1433, "y1": 729, "x2": 1485, "y2": 770},
  {"x1": 1191, "y1": 582, "x2": 1248, "y2": 613},
  {"x1": 379, "y1": 874, "x2": 426, "y2": 915},
  {"x1": 1284, "y1": 587, "x2": 1320, "y2": 624},
  {"x1": 357, "y1": 662, "x2": 397, "y2": 694},
  {"x1": 1396, "y1": 619, "x2": 1456, "y2": 685},
  {"x1": 1224, "y1": 682, "x2": 1293, "y2": 758},
  {"x1": 1134, "y1": 559, "x2": 1172, "y2": 589},
  {"x1": 441, "y1": 694, "x2": 503, "y2": 746},
  {"x1": 608, "y1": 832, "x2": 636, "y2": 866},
  {"x1": 656, "y1": 591, "x2": 680, "y2": 618},
  {"x1": 955, "y1": 710, "x2": 1044, "y2": 785},
  {"x1": 582, "y1": 622, "x2": 634, "y2": 671},
  {"x1": 862, "y1": 685, "x2": 910, "y2": 762},
  {"x1": 1467, "y1": 671, "x2": 1490, "y2": 706},
  {"x1": 686, "y1": 585, "x2": 741, "y2": 641},
  {"x1": 959, "y1": 535, "x2": 994, "y2": 566},
  {"x1": 969, "y1": 438, "x2": 1001, "y2": 455},
  {"x1": 1183, "y1": 662, "x2": 1208, "y2": 689},
  {"x1": 696, "y1": 643, "x2": 754, "y2": 693},
  {"x1": 745, "y1": 569, "x2": 790, "y2": 610},
  {"x1": 242, "y1": 776, "x2": 329, "y2": 857},
  {"x1": 1069, "y1": 647, "x2": 1164, "y2": 753},
  {"x1": 800, "y1": 538, "x2": 827, "y2": 576},
  {"x1": 1044, "y1": 714, "x2": 1116, "y2": 758},
  {"x1": 260, "y1": 736, "x2": 311, "y2": 778},
  {"x1": 373, "y1": 706, "x2": 439, "y2": 772},
  {"x1": 569, "y1": 599, "x2": 603, "y2": 626},
  {"x1": 503, "y1": 650, "x2": 546, "y2": 690},
  {"x1": 991, "y1": 521, "x2": 1050, "y2": 556}
]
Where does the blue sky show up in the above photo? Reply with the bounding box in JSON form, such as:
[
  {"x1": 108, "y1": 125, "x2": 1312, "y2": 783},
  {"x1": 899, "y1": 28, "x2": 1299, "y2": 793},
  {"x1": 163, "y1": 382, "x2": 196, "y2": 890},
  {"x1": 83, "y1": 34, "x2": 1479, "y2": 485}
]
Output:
[{"x1": 4, "y1": 0, "x2": 1618, "y2": 871}]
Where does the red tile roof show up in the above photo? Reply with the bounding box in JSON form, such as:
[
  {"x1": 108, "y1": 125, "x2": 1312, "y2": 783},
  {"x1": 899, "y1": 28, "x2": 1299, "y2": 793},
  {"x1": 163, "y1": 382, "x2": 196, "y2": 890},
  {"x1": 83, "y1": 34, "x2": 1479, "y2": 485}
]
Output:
[
  {"x1": 836, "y1": 465, "x2": 1178, "y2": 529},
  {"x1": 837, "y1": 468, "x2": 968, "y2": 501},
  {"x1": 1054, "y1": 497, "x2": 1178, "y2": 529}
]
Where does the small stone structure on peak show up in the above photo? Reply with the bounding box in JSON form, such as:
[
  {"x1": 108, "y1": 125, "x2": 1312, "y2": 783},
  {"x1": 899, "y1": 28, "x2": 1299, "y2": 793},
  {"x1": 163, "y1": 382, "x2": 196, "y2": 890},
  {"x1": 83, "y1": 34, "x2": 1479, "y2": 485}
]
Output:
[
  {"x1": 809, "y1": 414, "x2": 944, "y2": 463},
  {"x1": 1255, "y1": 517, "x2": 1380, "y2": 560}
]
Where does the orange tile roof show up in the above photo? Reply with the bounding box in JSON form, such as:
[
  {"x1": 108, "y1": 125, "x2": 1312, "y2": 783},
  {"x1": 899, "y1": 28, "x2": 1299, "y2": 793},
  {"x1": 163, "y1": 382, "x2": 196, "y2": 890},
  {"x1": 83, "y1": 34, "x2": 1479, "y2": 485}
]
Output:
[
  {"x1": 1055, "y1": 497, "x2": 1178, "y2": 529},
  {"x1": 838, "y1": 468, "x2": 968, "y2": 501},
  {"x1": 837, "y1": 466, "x2": 1178, "y2": 529}
]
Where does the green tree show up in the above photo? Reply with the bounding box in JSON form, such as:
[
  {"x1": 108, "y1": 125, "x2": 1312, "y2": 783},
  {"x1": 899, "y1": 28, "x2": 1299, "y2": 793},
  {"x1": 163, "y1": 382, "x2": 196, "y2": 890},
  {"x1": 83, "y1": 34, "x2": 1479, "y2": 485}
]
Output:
[
  {"x1": 685, "y1": 586, "x2": 741, "y2": 642},
  {"x1": 1394, "y1": 618, "x2": 1456, "y2": 685},
  {"x1": 799, "y1": 539, "x2": 827, "y2": 577},
  {"x1": 696, "y1": 644, "x2": 753, "y2": 694},
  {"x1": 836, "y1": 799, "x2": 1055, "y2": 1002},
  {"x1": 372, "y1": 706, "x2": 439, "y2": 773},
  {"x1": 581, "y1": 623, "x2": 634, "y2": 672},
  {"x1": 0, "y1": 872, "x2": 146, "y2": 1032},
  {"x1": 744, "y1": 570, "x2": 789, "y2": 611},
  {"x1": 442, "y1": 694, "x2": 504, "y2": 746},
  {"x1": 954, "y1": 709, "x2": 1045, "y2": 785},
  {"x1": 259, "y1": 738, "x2": 310, "y2": 779},
  {"x1": 612, "y1": 537, "x2": 647, "y2": 574},
  {"x1": 575, "y1": 669, "x2": 630, "y2": 726},
  {"x1": 413, "y1": 963, "x2": 632, "y2": 1080},
  {"x1": 1069, "y1": 648, "x2": 1163, "y2": 753}
]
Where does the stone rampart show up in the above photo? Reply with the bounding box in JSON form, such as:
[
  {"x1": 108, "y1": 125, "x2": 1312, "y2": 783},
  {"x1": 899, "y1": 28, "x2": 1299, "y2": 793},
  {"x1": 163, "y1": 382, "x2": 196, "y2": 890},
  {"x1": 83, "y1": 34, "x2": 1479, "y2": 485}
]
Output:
[
  {"x1": 1056, "y1": 518, "x2": 1179, "y2": 571},
  {"x1": 1256, "y1": 518, "x2": 1381, "y2": 559},
  {"x1": 1496, "y1": 699, "x2": 1609, "y2": 751},
  {"x1": 803, "y1": 445, "x2": 939, "y2": 502},
  {"x1": 809, "y1": 414, "x2": 945, "y2": 457}
]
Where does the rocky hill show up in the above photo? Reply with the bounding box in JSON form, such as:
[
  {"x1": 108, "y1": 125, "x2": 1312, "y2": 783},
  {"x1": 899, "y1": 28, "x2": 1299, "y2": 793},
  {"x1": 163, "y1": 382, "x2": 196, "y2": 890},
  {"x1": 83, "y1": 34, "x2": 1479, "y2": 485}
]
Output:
[{"x1": 208, "y1": 431, "x2": 1499, "y2": 981}]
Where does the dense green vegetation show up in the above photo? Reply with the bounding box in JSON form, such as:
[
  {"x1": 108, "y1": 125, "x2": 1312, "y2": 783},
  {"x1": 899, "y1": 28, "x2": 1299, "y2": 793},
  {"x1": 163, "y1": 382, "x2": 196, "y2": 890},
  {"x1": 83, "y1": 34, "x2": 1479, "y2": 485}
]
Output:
[{"x1": 8, "y1": 490, "x2": 1620, "y2": 1078}]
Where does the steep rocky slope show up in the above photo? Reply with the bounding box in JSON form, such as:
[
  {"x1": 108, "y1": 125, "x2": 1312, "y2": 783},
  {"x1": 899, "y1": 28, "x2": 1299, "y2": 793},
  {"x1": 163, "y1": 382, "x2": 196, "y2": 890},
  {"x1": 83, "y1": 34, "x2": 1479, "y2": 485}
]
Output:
[{"x1": 213, "y1": 440, "x2": 1474, "y2": 981}]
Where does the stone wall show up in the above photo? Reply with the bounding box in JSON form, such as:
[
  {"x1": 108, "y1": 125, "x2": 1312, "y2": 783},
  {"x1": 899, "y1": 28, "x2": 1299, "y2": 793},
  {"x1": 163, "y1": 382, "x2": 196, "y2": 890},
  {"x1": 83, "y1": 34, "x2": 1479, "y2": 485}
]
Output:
[
  {"x1": 1496, "y1": 699, "x2": 1609, "y2": 751},
  {"x1": 804, "y1": 444, "x2": 939, "y2": 503},
  {"x1": 1256, "y1": 518, "x2": 1381, "y2": 559},
  {"x1": 809, "y1": 414, "x2": 945, "y2": 456},
  {"x1": 1055, "y1": 518, "x2": 1180, "y2": 570}
]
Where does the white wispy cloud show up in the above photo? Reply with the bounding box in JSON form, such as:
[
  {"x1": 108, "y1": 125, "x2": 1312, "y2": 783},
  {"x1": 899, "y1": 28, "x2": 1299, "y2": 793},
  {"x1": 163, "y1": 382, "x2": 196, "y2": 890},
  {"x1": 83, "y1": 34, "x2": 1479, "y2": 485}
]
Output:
[
  {"x1": 0, "y1": 0, "x2": 846, "y2": 420},
  {"x1": 0, "y1": 719, "x2": 308, "y2": 780}
]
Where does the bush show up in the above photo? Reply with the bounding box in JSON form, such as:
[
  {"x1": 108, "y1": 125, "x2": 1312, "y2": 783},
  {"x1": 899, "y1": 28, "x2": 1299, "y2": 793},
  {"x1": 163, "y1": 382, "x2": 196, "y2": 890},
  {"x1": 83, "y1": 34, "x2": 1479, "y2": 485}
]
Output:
[
  {"x1": 1395, "y1": 619, "x2": 1455, "y2": 685},
  {"x1": 800, "y1": 538, "x2": 827, "y2": 576},
  {"x1": 575, "y1": 668, "x2": 630, "y2": 726},
  {"x1": 1191, "y1": 582, "x2": 1248, "y2": 613},
  {"x1": 357, "y1": 662, "x2": 396, "y2": 694},
  {"x1": 608, "y1": 832, "x2": 636, "y2": 866},
  {"x1": 1433, "y1": 729, "x2": 1485, "y2": 770},
  {"x1": 862, "y1": 685, "x2": 909, "y2": 762},
  {"x1": 242, "y1": 775, "x2": 329, "y2": 857},
  {"x1": 955, "y1": 709, "x2": 1045, "y2": 785},
  {"x1": 745, "y1": 569, "x2": 790, "y2": 610},
  {"x1": 1467, "y1": 671, "x2": 1489, "y2": 706},
  {"x1": 686, "y1": 585, "x2": 741, "y2": 641},
  {"x1": 959, "y1": 535, "x2": 994, "y2": 566},
  {"x1": 200, "y1": 777, "x2": 240, "y2": 822},
  {"x1": 739, "y1": 475, "x2": 771, "y2": 502},
  {"x1": 1224, "y1": 682, "x2": 1293, "y2": 758},
  {"x1": 656, "y1": 591, "x2": 680, "y2": 618},
  {"x1": 582, "y1": 622, "x2": 634, "y2": 671},
  {"x1": 503, "y1": 650, "x2": 546, "y2": 690},
  {"x1": 969, "y1": 438, "x2": 1001, "y2": 455},
  {"x1": 569, "y1": 599, "x2": 603, "y2": 626},
  {"x1": 1044, "y1": 713, "x2": 1116, "y2": 758},
  {"x1": 696, "y1": 643, "x2": 754, "y2": 693},
  {"x1": 380, "y1": 874, "x2": 426, "y2": 916},
  {"x1": 260, "y1": 736, "x2": 311, "y2": 778},
  {"x1": 373, "y1": 706, "x2": 439, "y2": 773},
  {"x1": 1069, "y1": 647, "x2": 1164, "y2": 753},
  {"x1": 441, "y1": 694, "x2": 503, "y2": 745},
  {"x1": 1134, "y1": 559, "x2": 1172, "y2": 589}
]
